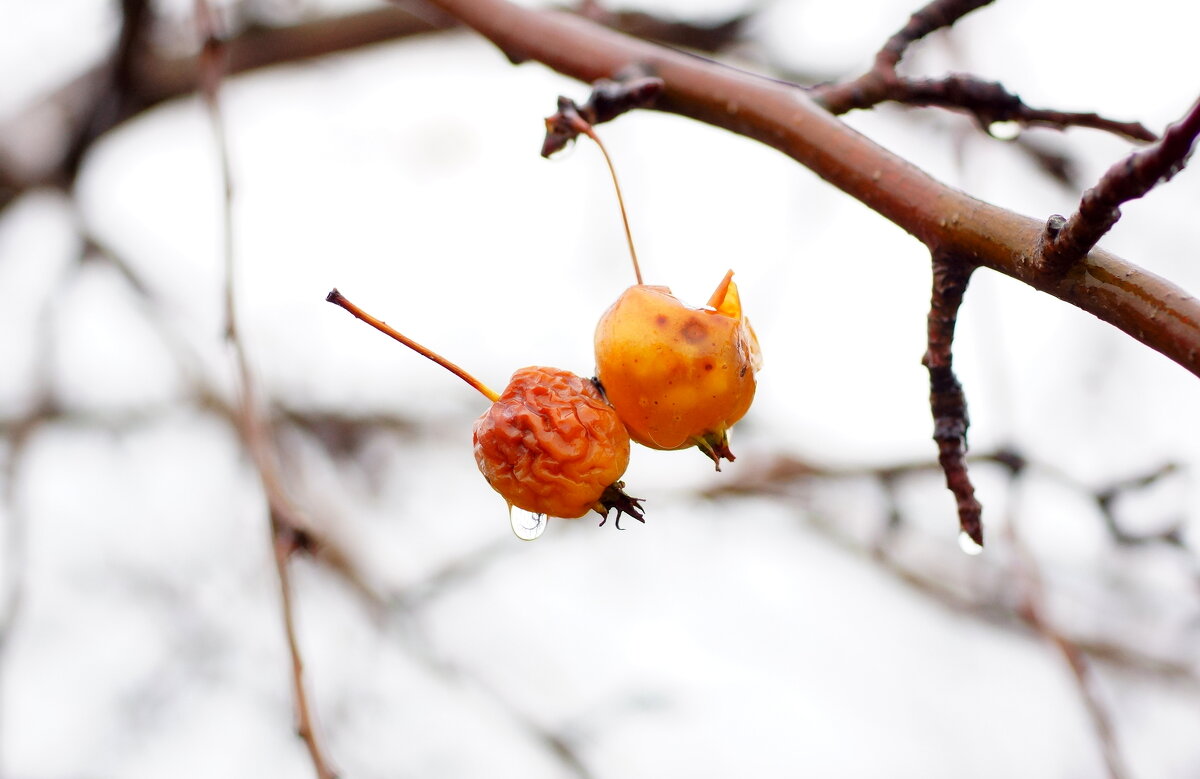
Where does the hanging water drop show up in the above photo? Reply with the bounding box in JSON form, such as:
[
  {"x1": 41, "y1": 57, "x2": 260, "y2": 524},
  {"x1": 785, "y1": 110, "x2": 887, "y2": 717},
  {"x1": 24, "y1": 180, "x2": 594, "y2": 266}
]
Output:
[
  {"x1": 509, "y1": 506, "x2": 548, "y2": 541},
  {"x1": 957, "y1": 530, "x2": 984, "y2": 556}
]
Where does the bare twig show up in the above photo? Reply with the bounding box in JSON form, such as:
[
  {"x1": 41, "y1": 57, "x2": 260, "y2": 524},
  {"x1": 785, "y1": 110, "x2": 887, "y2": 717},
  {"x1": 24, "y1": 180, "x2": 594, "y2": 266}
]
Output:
[
  {"x1": 196, "y1": 3, "x2": 337, "y2": 776},
  {"x1": 810, "y1": 0, "x2": 1154, "y2": 143},
  {"x1": 1039, "y1": 97, "x2": 1200, "y2": 276},
  {"x1": 1094, "y1": 463, "x2": 1185, "y2": 548},
  {"x1": 1010, "y1": 134, "x2": 1081, "y2": 189},
  {"x1": 821, "y1": 74, "x2": 1157, "y2": 142},
  {"x1": 923, "y1": 255, "x2": 982, "y2": 545},
  {"x1": 1010, "y1": 525, "x2": 1130, "y2": 779},
  {"x1": 876, "y1": 0, "x2": 995, "y2": 71}
]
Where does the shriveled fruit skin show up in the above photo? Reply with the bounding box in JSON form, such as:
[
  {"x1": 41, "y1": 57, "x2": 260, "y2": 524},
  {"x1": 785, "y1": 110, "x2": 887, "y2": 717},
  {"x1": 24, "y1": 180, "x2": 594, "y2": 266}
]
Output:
[
  {"x1": 594, "y1": 274, "x2": 761, "y2": 459},
  {"x1": 473, "y1": 366, "x2": 631, "y2": 519}
]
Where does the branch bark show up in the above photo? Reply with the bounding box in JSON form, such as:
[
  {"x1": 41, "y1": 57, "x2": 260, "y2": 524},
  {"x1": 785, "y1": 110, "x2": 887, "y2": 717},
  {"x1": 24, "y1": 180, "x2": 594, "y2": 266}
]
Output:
[
  {"x1": 412, "y1": 0, "x2": 1200, "y2": 381},
  {"x1": 923, "y1": 255, "x2": 982, "y2": 545}
]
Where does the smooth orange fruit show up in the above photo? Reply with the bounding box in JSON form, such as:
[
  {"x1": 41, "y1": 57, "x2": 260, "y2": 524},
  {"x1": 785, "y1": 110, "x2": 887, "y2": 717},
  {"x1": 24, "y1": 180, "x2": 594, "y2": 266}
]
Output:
[
  {"x1": 594, "y1": 270, "x2": 762, "y2": 467},
  {"x1": 473, "y1": 366, "x2": 635, "y2": 519}
]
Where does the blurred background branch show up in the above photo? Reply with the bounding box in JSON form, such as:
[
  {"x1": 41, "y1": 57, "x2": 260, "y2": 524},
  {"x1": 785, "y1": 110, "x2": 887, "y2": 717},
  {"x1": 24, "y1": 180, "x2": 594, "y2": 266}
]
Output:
[{"x1": 1, "y1": 1, "x2": 1198, "y2": 777}]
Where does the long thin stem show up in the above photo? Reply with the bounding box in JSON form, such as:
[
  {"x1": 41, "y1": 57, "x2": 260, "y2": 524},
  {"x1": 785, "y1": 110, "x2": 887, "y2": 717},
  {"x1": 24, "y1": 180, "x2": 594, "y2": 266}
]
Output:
[
  {"x1": 577, "y1": 122, "x2": 643, "y2": 285},
  {"x1": 325, "y1": 288, "x2": 500, "y2": 402}
]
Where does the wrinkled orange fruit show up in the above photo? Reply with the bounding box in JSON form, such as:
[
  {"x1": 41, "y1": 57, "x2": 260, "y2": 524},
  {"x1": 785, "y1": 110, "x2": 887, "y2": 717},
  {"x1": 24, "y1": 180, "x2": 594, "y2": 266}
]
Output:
[
  {"x1": 473, "y1": 366, "x2": 633, "y2": 519},
  {"x1": 594, "y1": 270, "x2": 762, "y2": 467}
]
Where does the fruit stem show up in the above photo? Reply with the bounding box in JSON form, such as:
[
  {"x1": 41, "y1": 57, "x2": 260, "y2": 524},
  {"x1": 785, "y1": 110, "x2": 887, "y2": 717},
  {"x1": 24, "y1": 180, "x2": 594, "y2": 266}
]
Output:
[
  {"x1": 325, "y1": 288, "x2": 500, "y2": 403},
  {"x1": 573, "y1": 118, "x2": 644, "y2": 285}
]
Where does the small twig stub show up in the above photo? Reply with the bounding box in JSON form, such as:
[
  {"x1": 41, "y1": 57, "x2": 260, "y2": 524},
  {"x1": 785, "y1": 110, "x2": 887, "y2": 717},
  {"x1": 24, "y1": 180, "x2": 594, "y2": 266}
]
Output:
[{"x1": 542, "y1": 74, "x2": 664, "y2": 157}]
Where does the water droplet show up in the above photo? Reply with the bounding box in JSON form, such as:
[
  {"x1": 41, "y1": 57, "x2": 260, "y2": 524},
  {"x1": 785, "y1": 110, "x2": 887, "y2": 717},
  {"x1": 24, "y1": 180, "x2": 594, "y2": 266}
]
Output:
[
  {"x1": 509, "y1": 506, "x2": 547, "y2": 541},
  {"x1": 988, "y1": 120, "x2": 1021, "y2": 140},
  {"x1": 958, "y1": 530, "x2": 984, "y2": 556}
]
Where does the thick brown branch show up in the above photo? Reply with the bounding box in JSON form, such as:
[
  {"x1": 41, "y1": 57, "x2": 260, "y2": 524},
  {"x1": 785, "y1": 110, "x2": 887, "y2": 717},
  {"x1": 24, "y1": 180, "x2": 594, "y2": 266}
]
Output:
[
  {"x1": 414, "y1": 0, "x2": 1200, "y2": 381},
  {"x1": 923, "y1": 256, "x2": 982, "y2": 545},
  {"x1": 1039, "y1": 96, "x2": 1200, "y2": 275}
]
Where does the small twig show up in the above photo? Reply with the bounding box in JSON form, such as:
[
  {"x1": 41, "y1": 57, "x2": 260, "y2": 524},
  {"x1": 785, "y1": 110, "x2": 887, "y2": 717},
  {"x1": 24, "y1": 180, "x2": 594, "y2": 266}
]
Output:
[
  {"x1": 1095, "y1": 463, "x2": 1185, "y2": 548},
  {"x1": 196, "y1": 3, "x2": 337, "y2": 776},
  {"x1": 877, "y1": 0, "x2": 996, "y2": 73},
  {"x1": 873, "y1": 76, "x2": 1154, "y2": 141},
  {"x1": 271, "y1": 512, "x2": 339, "y2": 779},
  {"x1": 922, "y1": 254, "x2": 982, "y2": 546},
  {"x1": 1010, "y1": 134, "x2": 1081, "y2": 189},
  {"x1": 1038, "y1": 96, "x2": 1200, "y2": 276},
  {"x1": 811, "y1": 0, "x2": 1154, "y2": 144},
  {"x1": 1010, "y1": 524, "x2": 1130, "y2": 779}
]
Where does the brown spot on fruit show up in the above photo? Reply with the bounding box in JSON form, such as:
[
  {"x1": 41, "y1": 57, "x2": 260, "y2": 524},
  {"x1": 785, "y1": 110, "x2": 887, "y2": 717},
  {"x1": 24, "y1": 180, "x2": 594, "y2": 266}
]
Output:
[{"x1": 681, "y1": 318, "x2": 707, "y2": 344}]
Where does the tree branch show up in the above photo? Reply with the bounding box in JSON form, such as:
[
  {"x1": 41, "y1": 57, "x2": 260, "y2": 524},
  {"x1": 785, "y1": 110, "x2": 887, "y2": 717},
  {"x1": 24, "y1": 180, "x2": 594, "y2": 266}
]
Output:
[
  {"x1": 196, "y1": 4, "x2": 337, "y2": 775},
  {"x1": 1039, "y1": 96, "x2": 1200, "y2": 275},
  {"x1": 412, "y1": 0, "x2": 1200, "y2": 382}
]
